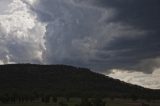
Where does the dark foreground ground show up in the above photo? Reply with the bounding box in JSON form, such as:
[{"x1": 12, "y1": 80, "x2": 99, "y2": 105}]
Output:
[{"x1": 0, "y1": 98, "x2": 160, "y2": 106}]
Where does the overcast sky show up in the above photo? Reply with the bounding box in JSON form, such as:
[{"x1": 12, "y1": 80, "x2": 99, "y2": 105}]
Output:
[{"x1": 0, "y1": 0, "x2": 160, "y2": 89}]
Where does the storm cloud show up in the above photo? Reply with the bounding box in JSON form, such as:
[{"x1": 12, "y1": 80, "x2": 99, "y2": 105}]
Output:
[
  {"x1": 31, "y1": 0, "x2": 160, "y2": 73},
  {"x1": 0, "y1": 0, "x2": 160, "y2": 88}
]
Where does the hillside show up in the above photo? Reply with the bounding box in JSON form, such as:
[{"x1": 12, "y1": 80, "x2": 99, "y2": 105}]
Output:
[{"x1": 0, "y1": 64, "x2": 160, "y2": 100}]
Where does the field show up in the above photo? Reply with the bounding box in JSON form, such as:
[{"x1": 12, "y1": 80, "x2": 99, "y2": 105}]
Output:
[{"x1": 0, "y1": 98, "x2": 160, "y2": 106}]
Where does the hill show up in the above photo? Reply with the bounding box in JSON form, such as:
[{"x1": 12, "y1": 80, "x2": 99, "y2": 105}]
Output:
[{"x1": 0, "y1": 64, "x2": 160, "y2": 100}]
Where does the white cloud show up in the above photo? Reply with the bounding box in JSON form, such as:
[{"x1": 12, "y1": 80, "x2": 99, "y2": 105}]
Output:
[
  {"x1": 24, "y1": 0, "x2": 37, "y2": 5},
  {"x1": 0, "y1": 0, "x2": 46, "y2": 64},
  {"x1": 107, "y1": 68, "x2": 160, "y2": 89}
]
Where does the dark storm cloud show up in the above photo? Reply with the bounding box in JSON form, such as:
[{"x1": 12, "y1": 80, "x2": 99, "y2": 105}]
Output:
[
  {"x1": 96, "y1": 0, "x2": 160, "y2": 30},
  {"x1": 33, "y1": 0, "x2": 160, "y2": 73},
  {"x1": 94, "y1": 34, "x2": 160, "y2": 73},
  {"x1": 93, "y1": 0, "x2": 160, "y2": 73}
]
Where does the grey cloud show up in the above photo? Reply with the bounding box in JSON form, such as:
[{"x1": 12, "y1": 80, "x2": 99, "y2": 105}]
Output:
[
  {"x1": 1, "y1": 0, "x2": 160, "y2": 74},
  {"x1": 94, "y1": 0, "x2": 160, "y2": 73},
  {"x1": 96, "y1": 0, "x2": 160, "y2": 32},
  {"x1": 33, "y1": 0, "x2": 160, "y2": 73},
  {"x1": 35, "y1": 0, "x2": 106, "y2": 66}
]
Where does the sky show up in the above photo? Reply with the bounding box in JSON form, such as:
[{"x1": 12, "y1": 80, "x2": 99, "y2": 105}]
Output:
[{"x1": 0, "y1": 0, "x2": 160, "y2": 89}]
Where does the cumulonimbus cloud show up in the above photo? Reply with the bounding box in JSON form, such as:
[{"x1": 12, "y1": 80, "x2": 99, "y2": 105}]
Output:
[
  {"x1": 0, "y1": 0, "x2": 160, "y2": 75},
  {"x1": 33, "y1": 0, "x2": 160, "y2": 73}
]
